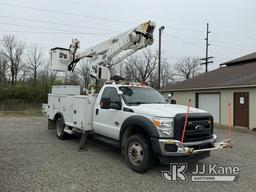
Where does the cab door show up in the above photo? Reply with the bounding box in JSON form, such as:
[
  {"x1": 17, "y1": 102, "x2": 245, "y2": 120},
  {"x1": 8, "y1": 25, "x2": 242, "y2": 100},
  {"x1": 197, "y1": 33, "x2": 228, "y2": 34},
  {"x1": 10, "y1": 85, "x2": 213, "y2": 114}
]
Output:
[{"x1": 93, "y1": 87, "x2": 124, "y2": 140}]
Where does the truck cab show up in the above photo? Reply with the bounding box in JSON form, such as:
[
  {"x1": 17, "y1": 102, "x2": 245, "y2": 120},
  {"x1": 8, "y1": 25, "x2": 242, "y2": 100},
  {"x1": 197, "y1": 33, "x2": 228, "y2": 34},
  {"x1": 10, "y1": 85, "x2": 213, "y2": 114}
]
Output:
[{"x1": 92, "y1": 83, "x2": 218, "y2": 172}]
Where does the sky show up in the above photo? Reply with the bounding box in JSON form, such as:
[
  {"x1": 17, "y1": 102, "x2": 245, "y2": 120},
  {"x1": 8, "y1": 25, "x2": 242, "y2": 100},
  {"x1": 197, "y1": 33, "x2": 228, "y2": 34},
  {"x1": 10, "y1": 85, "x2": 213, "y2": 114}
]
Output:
[{"x1": 0, "y1": 0, "x2": 255, "y2": 71}]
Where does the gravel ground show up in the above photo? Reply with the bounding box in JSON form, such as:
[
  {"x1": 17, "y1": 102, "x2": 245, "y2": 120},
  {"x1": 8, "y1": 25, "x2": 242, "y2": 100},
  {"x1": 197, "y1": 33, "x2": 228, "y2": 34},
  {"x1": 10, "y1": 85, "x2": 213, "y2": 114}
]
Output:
[{"x1": 0, "y1": 116, "x2": 256, "y2": 192}]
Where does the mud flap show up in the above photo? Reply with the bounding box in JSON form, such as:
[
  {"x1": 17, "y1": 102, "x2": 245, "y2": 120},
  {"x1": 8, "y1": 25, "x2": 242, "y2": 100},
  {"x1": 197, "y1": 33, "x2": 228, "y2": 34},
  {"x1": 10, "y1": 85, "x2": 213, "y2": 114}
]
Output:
[{"x1": 48, "y1": 119, "x2": 55, "y2": 130}]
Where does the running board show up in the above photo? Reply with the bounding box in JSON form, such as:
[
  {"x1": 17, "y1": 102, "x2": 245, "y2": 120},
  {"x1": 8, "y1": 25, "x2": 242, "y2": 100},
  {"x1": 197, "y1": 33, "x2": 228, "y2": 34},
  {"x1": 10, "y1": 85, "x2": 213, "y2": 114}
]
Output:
[{"x1": 93, "y1": 135, "x2": 120, "y2": 148}]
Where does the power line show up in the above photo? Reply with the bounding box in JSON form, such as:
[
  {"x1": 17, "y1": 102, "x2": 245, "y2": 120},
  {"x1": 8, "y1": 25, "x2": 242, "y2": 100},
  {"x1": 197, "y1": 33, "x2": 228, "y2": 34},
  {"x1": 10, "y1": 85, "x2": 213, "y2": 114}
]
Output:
[
  {"x1": 0, "y1": 22, "x2": 200, "y2": 46},
  {"x1": 0, "y1": 29, "x2": 110, "y2": 36},
  {"x1": 0, "y1": 15, "x2": 122, "y2": 33},
  {"x1": 0, "y1": 14, "x2": 205, "y2": 35},
  {"x1": 0, "y1": 39, "x2": 55, "y2": 48},
  {"x1": 0, "y1": 22, "x2": 254, "y2": 52},
  {"x1": 0, "y1": 20, "x2": 205, "y2": 48},
  {"x1": 0, "y1": 14, "x2": 206, "y2": 39},
  {"x1": 0, "y1": 18, "x2": 215, "y2": 48},
  {"x1": 211, "y1": 23, "x2": 256, "y2": 37},
  {"x1": 0, "y1": 19, "x2": 254, "y2": 55},
  {"x1": 1, "y1": 1, "x2": 256, "y2": 48},
  {"x1": 213, "y1": 44, "x2": 254, "y2": 52},
  {"x1": 0, "y1": 21, "x2": 113, "y2": 36},
  {"x1": 0, "y1": 2, "x2": 254, "y2": 50},
  {"x1": 68, "y1": 0, "x2": 256, "y2": 36},
  {"x1": 212, "y1": 31, "x2": 256, "y2": 42},
  {"x1": 213, "y1": 40, "x2": 256, "y2": 50},
  {"x1": 0, "y1": 1, "x2": 135, "y2": 25},
  {"x1": 168, "y1": 35, "x2": 203, "y2": 46},
  {"x1": 52, "y1": 0, "x2": 206, "y2": 25}
]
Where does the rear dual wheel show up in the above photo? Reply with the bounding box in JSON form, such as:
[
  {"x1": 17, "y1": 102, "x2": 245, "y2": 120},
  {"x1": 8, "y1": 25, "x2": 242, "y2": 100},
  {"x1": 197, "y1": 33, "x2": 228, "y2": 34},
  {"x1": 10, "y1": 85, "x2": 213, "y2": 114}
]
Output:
[{"x1": 55, "y1": 117, "x2": 67, "y2": 139}]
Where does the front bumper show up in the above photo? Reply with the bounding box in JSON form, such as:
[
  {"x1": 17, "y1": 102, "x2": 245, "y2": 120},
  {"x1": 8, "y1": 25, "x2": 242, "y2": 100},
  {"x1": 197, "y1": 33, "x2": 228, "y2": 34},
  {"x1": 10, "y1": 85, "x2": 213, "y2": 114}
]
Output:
[{"x1": 151, "y1": 134, "x2": 232, "y2": 157}]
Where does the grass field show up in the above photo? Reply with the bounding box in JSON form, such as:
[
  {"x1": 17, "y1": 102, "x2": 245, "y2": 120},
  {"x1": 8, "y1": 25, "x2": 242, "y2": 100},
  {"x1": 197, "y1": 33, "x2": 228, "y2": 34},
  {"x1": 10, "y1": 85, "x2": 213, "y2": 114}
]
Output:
[
  {"x1": 0, "y1": 110, "x2": 43, "y2": 117},
  {"x1": 0, "y1": 100, "x2": 42, "y2": 117}
]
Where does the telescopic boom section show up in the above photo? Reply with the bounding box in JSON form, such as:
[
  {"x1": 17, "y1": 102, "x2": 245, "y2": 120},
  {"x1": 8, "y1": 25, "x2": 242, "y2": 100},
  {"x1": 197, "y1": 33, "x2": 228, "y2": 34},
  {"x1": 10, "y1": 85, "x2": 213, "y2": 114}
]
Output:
[{"x1": 50, "y1": 21, "x2": 156, "y2": 80}]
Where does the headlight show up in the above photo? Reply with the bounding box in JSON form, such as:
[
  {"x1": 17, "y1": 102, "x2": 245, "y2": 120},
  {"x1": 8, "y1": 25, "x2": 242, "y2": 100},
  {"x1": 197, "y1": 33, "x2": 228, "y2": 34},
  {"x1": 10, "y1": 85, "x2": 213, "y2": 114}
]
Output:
[{"x1": 153, "y1": 117, "x2": 174, "y2": 137}]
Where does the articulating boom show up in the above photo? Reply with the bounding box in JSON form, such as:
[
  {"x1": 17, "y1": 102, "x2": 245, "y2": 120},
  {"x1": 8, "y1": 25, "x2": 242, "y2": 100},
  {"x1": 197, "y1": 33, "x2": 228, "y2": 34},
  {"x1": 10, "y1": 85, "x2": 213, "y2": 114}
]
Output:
[{"x1": 50, "y1": 21, "x2": 155, "y2": 80}]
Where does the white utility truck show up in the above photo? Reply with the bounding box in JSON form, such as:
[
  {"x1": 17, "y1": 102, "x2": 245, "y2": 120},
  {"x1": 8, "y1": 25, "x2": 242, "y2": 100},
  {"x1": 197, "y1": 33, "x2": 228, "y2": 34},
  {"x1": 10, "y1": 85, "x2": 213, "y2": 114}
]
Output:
[{"x1": 43, "y1": 21, "x2": 231, "y2": 173}]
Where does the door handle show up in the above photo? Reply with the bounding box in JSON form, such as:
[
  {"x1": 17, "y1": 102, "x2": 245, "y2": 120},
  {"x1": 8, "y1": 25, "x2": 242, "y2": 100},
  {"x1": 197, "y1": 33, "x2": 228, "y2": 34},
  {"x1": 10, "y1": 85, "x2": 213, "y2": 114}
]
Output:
[{"x1": 95, "y1": 108, "x2": 99, "y2": 115}]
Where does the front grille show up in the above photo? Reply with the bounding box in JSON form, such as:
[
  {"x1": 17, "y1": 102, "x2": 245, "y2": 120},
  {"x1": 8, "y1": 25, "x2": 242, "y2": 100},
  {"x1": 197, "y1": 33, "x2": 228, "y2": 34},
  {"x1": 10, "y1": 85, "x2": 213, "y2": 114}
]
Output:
[{"x1": 174, "y1": 113, "x2": 213, "y2": 142}]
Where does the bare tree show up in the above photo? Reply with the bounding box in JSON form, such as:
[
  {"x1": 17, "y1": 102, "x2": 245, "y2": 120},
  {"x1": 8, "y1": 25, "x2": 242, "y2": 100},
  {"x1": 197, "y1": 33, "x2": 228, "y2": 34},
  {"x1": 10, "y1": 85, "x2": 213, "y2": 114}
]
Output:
[
  {"x1": 37, "y1": 61, "x2": 58, "y2": 86},
  {"x1": 26, "y1": 45, "x2": 43, "y2": 86},
  {"x1": 48, "y1": 68, "x2": 58, "y2": 85},
  {"x1": 161, "y1": 61, "x2": 175, "y2": 87},
  {"x1": 0, "y1": 57, "x2": 8, "y2": 85},
  {"x1": 1, "y1": 35, "x2": 25, "y2": 85},
  {"x1": 67, "y1": 70, "x2": 80, "y2": 85},
  {"x1": 124, "y1": 48, "x2": 158, "y2": 82},
  {"x1": 19, "y1": 64, "x2": 30, "y2": 83},
  {"x1": 175, "y1": 57, "x2": 201, "y2": 80},
  {"x1": 146, "y1": 57, "x2": 174, "y2": 88},
  {"x1": 114, "y1": 61, "x2": 126, "y2": 78},
  {"x1": 124, "y1": 56, "x2": 140, "y2": 82},
  {"x1": 78, "y1": 60, "x2": 91, "y2": 88}
]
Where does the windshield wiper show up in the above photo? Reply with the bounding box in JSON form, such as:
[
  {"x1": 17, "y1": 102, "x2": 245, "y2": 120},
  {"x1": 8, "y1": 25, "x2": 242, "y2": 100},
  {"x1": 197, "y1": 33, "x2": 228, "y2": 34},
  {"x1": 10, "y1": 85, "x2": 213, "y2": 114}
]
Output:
[
  {"x1": 150, "y1": 101, "x2": 167, "y2": 104},
  {"x1": 127, "y1": 101, "x2": 150, "y2": 105},
  {"x1": 127, "y1": 101, "x2": 167, "y2": 105}
]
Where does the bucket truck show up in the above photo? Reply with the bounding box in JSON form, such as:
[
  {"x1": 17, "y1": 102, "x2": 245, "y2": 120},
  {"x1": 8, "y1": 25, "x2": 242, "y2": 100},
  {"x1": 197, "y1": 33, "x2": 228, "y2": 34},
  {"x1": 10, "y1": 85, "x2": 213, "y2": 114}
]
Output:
[{"x1": 43, "y1": 21, "x2": 232, "y2": 173}]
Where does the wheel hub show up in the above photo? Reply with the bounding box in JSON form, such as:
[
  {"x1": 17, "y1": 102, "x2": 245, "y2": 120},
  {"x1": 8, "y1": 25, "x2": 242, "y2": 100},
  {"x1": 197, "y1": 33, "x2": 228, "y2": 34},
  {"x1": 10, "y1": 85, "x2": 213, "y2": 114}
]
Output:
[{"x1": 128, "y1": 142, "x2": 144, "y2": 166}]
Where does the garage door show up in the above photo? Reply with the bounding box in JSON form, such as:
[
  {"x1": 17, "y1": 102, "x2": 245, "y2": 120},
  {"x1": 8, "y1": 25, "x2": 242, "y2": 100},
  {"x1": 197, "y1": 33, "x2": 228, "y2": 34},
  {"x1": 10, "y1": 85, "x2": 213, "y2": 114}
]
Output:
[{"x1": 198, "y1": 93, "x2": 220, "y2": 123}]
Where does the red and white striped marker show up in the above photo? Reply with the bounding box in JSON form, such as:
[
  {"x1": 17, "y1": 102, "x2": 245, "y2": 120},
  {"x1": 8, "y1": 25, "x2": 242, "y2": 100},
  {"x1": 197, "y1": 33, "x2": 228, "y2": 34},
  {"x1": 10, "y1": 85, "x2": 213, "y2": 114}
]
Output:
[
  {"x1": 181, "y1": 99, "x2": 191, "y2": 143},
  {"x1": 228, "y1": 103, "x2": 232, "y2": 143}
]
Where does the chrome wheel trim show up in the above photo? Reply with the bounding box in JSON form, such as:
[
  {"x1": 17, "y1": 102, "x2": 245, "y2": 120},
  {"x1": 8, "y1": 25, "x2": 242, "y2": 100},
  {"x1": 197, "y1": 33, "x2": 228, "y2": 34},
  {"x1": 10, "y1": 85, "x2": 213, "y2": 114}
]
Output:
[{"x1": 128, "y1": 142, "x2": 144, "y2": 166}]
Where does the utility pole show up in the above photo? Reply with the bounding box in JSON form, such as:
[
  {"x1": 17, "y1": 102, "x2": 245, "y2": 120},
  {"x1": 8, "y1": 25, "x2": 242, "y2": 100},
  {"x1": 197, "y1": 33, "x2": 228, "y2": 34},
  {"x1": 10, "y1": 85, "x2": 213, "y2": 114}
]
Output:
[
  {"x1": 158, "y1": 26, "x2": 165, "y2": 89},
  {"x1": 201, "y1": 23, "x2": 213, "y2": 72}
]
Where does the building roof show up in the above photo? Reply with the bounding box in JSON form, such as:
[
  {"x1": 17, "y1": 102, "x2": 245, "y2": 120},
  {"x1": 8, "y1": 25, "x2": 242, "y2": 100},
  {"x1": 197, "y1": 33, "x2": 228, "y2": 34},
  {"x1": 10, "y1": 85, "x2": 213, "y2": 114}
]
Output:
[
  {"x1": 220, "y1": 52, "x2": 256, "y2": 66},
  {"x1": 162, "y1": 58, "x2": 256, "y2": 92}
]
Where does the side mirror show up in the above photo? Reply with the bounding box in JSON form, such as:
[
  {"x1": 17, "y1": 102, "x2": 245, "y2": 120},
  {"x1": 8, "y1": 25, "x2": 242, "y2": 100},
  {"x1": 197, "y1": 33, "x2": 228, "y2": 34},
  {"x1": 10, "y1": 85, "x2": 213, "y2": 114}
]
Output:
[
  {"x1": 117, "y1": 90, "x2": 123, "y2": 95},
  {"x1": 100, "y1": 97, "x2": 122, "y2": 110},
  {"x1": 167, "y1": 93, "x2": 173, "y2": 99},
  {"x1": 170, "y1": 99, "x2": 176, "y2": 104},
  {"x1": 100, "y1": 97, "x2": 111, "y2": 109}
]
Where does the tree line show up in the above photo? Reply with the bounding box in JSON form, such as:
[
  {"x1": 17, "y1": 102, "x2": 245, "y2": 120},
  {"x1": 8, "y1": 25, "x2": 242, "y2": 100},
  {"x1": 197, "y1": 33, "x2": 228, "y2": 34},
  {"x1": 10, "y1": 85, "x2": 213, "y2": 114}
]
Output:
[{"x1": 0, "y1": 34, "x2": 202, "y2": 103}]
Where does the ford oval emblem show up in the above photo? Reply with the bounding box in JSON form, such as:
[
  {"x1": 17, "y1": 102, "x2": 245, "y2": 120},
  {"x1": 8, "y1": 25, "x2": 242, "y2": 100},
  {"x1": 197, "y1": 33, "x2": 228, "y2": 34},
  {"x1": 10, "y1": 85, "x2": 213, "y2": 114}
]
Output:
[{"x1": 195, "y1": 125, "x2": 205, "y2": 130}]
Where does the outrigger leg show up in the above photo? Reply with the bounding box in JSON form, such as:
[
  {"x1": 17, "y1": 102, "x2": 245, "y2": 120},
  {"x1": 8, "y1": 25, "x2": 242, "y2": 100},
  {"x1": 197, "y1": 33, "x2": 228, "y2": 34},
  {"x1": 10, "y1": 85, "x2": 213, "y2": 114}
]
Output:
[{"x1": 78, "y1": 130, "x2": 90, "y2": 151}]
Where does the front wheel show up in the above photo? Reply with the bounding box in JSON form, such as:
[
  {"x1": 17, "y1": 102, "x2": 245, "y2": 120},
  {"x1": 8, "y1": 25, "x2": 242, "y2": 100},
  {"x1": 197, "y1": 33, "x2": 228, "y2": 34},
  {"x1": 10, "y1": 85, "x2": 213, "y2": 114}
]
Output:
[
  {"x1": 124, "y1": 134, "x2": 154, "y2": 173},
  {"x1": 55, "y1": 117, "x2": 67, "y2": 139}
]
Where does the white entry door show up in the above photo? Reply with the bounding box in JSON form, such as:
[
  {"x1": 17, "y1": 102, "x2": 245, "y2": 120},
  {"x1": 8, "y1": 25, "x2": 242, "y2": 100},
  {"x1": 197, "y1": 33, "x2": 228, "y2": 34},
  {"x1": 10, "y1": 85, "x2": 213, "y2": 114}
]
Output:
[{"x1": 198, "y1": 93, "x2": 220, "y2": 123}]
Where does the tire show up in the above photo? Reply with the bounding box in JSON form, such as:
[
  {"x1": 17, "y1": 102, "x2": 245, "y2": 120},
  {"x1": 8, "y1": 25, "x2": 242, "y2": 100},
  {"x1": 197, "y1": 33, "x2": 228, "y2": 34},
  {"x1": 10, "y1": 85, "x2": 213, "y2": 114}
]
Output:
[
  {"x1": 55, "y1": 117, "x2": 67, "y2": 139},
  {"x1": 124, "y1": 134, "x2": 154, "y2": 173}
]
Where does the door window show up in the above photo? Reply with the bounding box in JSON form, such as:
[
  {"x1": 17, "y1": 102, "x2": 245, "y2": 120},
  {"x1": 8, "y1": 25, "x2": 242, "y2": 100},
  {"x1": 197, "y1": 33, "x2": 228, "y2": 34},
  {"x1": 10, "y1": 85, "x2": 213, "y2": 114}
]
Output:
[{"x1": 101, "y1": 87, "x2": 121, "y2": 109}]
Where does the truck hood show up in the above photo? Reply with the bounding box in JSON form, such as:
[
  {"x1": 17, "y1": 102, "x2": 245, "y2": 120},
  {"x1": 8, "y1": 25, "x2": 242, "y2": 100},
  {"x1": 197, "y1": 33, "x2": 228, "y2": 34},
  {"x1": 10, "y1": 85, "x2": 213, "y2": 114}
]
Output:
[{"x1": 130, "y1": 104, "x2": 207, "y2": 117}]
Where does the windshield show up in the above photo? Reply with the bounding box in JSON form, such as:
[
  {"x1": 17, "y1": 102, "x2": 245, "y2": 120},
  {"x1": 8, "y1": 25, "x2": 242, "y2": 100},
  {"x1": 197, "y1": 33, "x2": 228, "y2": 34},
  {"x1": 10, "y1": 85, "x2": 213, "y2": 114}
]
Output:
[{"x1": 119, "y1": 86, "x2": 168, "y2": 105}]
